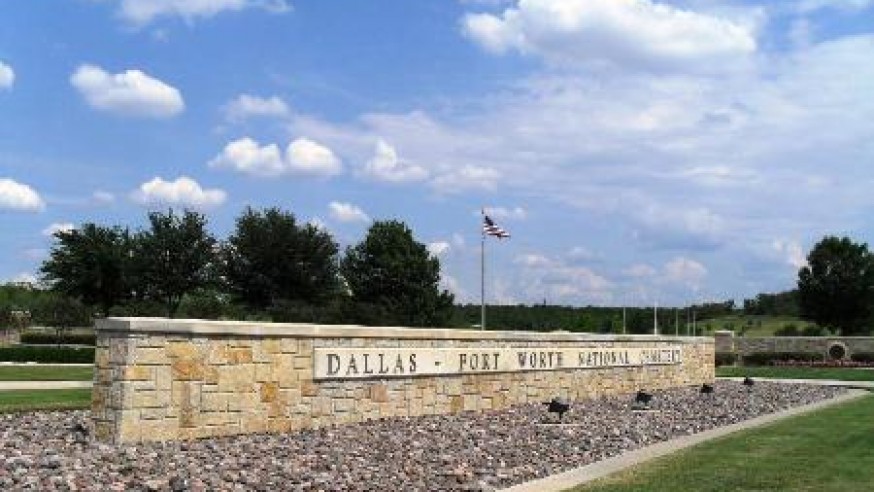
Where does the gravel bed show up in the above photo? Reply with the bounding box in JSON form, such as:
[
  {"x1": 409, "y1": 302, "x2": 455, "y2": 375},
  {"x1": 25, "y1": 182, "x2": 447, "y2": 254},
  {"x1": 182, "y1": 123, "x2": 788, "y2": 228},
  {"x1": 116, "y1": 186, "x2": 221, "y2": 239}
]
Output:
[{"x1": 0, "y1": 381, "x2": 848, "y2": 491}]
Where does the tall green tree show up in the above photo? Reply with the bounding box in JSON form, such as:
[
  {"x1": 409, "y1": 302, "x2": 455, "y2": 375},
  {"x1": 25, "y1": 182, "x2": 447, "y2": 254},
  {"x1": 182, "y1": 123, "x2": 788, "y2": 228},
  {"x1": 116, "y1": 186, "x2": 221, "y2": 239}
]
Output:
[
  {"x1": 40, "y1": 223, "x2": 132, "y2": 315},
  {"x1": 798, "y1": 236, "x2": 874, "y2": 335},
  {"x1": 340, "y1": 220, "x2": 454, "y2": 327},
  {"x1": 133, "y1": 209, "x2": 217, "y2": 318},
  {"x1": 222, "y1": 207, "x2": 340, "y2": 309}
]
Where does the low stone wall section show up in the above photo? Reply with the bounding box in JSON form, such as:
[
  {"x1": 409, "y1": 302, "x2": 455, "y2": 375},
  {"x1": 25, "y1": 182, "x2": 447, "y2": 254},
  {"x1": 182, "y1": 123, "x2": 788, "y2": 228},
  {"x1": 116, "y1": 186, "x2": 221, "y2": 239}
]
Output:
[
  {"x1": 93, "y1": 318, "x2": 714, "y2": 443},
  {"x1": 714, "y1": 331, "x2": 874, "y2": 357}
]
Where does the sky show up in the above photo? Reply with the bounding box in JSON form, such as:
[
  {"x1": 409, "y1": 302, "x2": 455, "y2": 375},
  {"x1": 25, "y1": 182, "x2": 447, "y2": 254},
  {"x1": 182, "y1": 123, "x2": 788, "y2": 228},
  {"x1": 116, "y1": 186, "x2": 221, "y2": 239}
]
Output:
[{"x1": 2, "y1": 0, "x2": 874, "y2": 308}]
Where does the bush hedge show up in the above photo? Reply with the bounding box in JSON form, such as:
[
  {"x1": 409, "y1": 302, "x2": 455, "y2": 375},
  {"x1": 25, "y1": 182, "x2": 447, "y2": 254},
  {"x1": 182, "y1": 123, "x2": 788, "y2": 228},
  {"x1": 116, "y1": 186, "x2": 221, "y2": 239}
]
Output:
[
  {"x1": 741, "y1": 351, "x2": 824, "y2": 366},
  {"x1": 19, "y1": 332, "x2": 96, "y2": 346},
  {"x1": 0, "y1": 346, "x2": 94, "y2": 363}
]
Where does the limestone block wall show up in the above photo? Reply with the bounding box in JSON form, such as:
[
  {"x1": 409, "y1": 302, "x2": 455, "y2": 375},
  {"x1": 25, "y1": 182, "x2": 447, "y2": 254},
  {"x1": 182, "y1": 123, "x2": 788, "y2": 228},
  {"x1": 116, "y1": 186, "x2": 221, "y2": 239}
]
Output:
[
  {"x1": 714, "y1": 331, "x2": 874, "y2": 358},
  {"x1": 93, "y1": 318, "x2": 714, "y2": 443}
]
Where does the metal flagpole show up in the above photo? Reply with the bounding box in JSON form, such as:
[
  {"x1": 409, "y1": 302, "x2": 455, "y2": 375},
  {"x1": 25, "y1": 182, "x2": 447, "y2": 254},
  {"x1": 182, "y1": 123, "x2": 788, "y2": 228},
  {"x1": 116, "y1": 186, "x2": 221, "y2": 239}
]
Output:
[{"x1": 480, "y1": 209, "x2": 486, "y2": 331}]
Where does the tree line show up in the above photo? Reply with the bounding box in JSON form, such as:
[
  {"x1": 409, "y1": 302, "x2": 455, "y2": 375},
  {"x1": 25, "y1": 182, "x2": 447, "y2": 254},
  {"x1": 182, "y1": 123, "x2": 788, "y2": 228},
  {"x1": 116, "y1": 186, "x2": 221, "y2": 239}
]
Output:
[{"x1": 38, "y1": 207, "x2": 453, "y2": 327}]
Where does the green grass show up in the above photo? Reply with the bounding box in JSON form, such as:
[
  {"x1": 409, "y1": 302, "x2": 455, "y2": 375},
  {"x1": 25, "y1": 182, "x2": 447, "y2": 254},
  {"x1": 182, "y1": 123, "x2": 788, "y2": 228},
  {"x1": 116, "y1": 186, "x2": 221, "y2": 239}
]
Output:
[
  {"x1": 0, "y1": 388, "x2": 92, "y2": 413},
  {"x1": 0, "y1": 365, "x2": 93, "y2": 381},
  {"x1": 572, "y1": 394, "x2": 874, "y2": 492},
  {"x1": 717, "y1": 366, "x2": 874, "y2": 382},
  {"x1": 698, "y1": 314, "x2": 818, "y2": 337}
]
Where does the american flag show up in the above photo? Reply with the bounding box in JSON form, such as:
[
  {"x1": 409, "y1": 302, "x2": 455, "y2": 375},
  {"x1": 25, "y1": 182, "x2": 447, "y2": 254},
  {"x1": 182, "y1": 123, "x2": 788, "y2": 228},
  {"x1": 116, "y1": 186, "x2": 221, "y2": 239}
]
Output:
[{"x1": 483, "y1": 215, "x2": 510, "y2": 238}]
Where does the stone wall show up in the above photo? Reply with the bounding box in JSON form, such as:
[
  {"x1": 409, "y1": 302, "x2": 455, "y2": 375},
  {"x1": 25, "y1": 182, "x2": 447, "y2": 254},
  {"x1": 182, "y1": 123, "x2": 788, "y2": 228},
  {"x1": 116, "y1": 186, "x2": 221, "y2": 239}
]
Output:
[
  {"x1": 714, "y1": 331, "x2": 874, "y2": 358},
  {"x1": 93, "y1": 318, "x2": 714, "y2": 443}
]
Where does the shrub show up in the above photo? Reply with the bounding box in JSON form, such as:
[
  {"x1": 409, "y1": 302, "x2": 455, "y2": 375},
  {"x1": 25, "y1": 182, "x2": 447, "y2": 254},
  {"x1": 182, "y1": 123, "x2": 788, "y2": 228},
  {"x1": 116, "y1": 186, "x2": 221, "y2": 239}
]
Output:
[
  {"x1": 715, "y1": 352, "x2": 737, "y2": 366},
  {"x1": 19, "y1": 332, "x2": 96, "y2": 346},
  {"x1": 741, "y1": 351, "x2": 824, "y2": 366},
  {"x1": 850, "y1": 352, "x2": 874, "y2": 363},
  {"x1": 0, "y1": 346, "x2": 94, "y2": 363},
  {"x1": 775, "y1": 323, "x2": 800, "y2": 336}
]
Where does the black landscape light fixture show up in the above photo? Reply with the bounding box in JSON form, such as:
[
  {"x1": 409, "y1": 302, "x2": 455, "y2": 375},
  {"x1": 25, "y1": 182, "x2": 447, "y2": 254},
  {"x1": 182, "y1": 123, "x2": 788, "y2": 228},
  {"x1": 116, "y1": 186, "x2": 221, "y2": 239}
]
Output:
[
  {"x1": 700, "y1": 383, "x2": 714, "y2": 394},
  {"x1": 743, "y1": 377, "x2": 755, "y2": 387},
  {"x1": 544, "y1": 397, "x2": 570, "y2": 421},
  {"x1": 634, "y1": 390, "x2": 653, "y2": 409}
]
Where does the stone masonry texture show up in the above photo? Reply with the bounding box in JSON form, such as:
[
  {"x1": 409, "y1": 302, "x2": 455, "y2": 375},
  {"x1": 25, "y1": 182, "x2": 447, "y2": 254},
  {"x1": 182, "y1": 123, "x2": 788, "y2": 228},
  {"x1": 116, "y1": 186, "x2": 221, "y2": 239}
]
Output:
[
  {"x1": 714, "y1": 331, "x2": 874, "y2": 358},
  {"x1": 93, "y1": 318, "x2": 714, "y2": 443}
]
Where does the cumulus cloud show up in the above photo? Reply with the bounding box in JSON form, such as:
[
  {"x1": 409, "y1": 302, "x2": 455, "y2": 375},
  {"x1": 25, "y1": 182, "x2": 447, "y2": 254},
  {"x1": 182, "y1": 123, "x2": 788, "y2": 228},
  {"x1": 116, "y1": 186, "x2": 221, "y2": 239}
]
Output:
[
  {"x1": 92, "y1": 190, "x2": 116, "y2": 204},
  {"x1": 363, "y1": 139, "x2": 428, "y2": 183},
  {"x1": 0, "y1": 61, "x2": 14, "y2": 90},
  {"x1": 482, "y1": 206, "x2": 526, "y2": 220},
  {"x1": 286, "y1": 138, "x2": 342, "y2": 176},
  {"x1": 117, "y1": 0, "x2": 290, "y2": 26},
  {"x1": 462, "y1": 0, "x2": 757, "y2": 72},
  {"x1": 773, "y1": 240, "x2": 807, "y2": 270},
  {"x1": 514, "y1": 254, "x2": 553, "y2": 268},
  {"x1": 42, "y1": 223, "x2": 74, "y2": 237},
  {"x1": 224, "y1": 94, "x2": 290, "y2": 122},
  {"x1": 0, "y1": 178, "x2": 44, "y2": 211},
  {"x1": 70, "y1": 64, "x2": 184, "y2": 118},
  {"x1": 132, "y1": 176, "x2": 226, "y2": 208},
  {"x1": 663, "y1": 257, "x2": 707, "y2": 287},
  {"x1": 210, "y1": 137, "x2": 341, "y2": 177},
  {"x1": 328, "y1": 202, "x2": 370, "y2": 223},
  {"x1": 427, "y1": 241, "x2": 451, "y2": 257},
  {"x1": 431, "y1": 165, "x2": 500, "y2": 193},
  {"x1": 209, "y1": 138, "x2": 285, "y2": 176},
  {"x1": 624, "y1": 264, "x2": 657, "y2": 278}
]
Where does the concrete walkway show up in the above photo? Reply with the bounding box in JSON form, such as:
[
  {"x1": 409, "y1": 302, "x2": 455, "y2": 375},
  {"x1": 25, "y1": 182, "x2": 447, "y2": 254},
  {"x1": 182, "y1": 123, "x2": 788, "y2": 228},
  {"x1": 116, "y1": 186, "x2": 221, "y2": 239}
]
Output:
[
  {"x1": 718, "y1": 376, "x2": 874, "y2": 390},
  {"x1": 0, "y1": 381, "x2": 92, "y2": 390},
  {"x1": 500, "y1": 389, "x2": 870, "y2": 492}
]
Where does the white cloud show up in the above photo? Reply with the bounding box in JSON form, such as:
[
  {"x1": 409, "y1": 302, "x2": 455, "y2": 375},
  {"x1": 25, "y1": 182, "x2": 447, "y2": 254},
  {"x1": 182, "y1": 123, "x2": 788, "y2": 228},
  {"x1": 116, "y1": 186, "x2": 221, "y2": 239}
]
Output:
[
  {"x1": 798, "y1": 0, "x2": 873, "y2": 13},
  {"x1": 0, "y1": 61, "x2": 14, "y2": 89},
  {"x1": 224, "y1": 94, "x2": 290, "y2": 122},
  {"x1": 132, "y1": 176, "x2": 226, "y2": 208},
  {"x1": 70, "y1": 64, "x2": 184, "y2": 118},
  {"x1": 0, "y1": 178, "x2": 44, "y2": 211},
  {"x1": 92, "y1": 190, "x2": 116, "y2": 204},
  {"x1": 624, "y1": 264, "x2": 657, "y2": 278},
  {"x1": 328, "y1": 202, "x2": 370, "y2": 223},
  {"x1": 482, "y1": 206, "x2": 526, "y2": 220},
  {"x1": 210, "y1": 137, "x2": 341, "y2": 177},
  {"x1": 363, "y1": 139, "x2": 428, "y2": 183},
  {"x1": 514, "y1": 253, "x2": 553, "y2": 268},
  {"x1": 286, "y1": 138, "x2": 342, "y2": 176},
  {"x1": 427, "y1": 241, "x2": 451, "y2": 257},
  {"x1": 431, "y1": 165, "x2": 500, "y2": 193},
  {"x1": 773, "y1": 240, "x2": 807, "y2": 270},
  {"x1": 42, "y1": 223, "x2": 74, "y2": 237},
  {"x1": 462, "y1": 0, "x2": 757, "y2": 72},
  {"x1": 117, "y1": 0, "x2": 290, "y2": 26},
  {"x1": 566, "y1": 246, "x2": 595, "y2": 262},
  {"x1": 210, "y1": 137, "x2": 285, "y2": 176},
  {"x1": 663, "y1": 257, "x2": 707, "y2": 287}
]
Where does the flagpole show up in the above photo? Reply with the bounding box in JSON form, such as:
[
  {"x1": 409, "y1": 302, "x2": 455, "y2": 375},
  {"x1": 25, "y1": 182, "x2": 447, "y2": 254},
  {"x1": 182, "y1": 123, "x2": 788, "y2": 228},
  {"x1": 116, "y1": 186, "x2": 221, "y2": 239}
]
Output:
[{"x1": 480, "y1": 209, "x2": 486, "y2": 331}]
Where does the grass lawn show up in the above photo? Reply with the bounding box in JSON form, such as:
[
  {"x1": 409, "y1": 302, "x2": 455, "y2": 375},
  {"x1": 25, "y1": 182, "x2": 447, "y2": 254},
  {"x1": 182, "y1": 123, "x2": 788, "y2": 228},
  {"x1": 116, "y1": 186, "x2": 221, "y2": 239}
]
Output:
[
  {"x1": 0, "y1": 388, "x2": 92, "y2": 413},
  {"x1": 717, "y1": 366, "x2": 874, "y2": 382},
  {"x1": 572, "y1": 394, "x2": 874, "y2": 492},
  {"x1": 0, "y1": 365, "x2": 93, "y2": 381}
]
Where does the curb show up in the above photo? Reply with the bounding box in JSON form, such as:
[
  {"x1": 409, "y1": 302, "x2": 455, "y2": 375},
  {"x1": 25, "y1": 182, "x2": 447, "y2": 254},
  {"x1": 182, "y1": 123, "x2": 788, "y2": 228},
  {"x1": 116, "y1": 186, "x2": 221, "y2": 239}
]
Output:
[{"x1": 499, "y1": 389, "x2": 869, "y2": 492}]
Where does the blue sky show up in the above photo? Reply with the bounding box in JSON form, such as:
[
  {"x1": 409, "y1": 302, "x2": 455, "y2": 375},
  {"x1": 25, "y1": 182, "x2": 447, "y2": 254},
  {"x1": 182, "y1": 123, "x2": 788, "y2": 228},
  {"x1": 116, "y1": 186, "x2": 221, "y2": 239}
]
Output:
[{"x1": 2, "y1": 0, "x2": 874, "y2": 308}]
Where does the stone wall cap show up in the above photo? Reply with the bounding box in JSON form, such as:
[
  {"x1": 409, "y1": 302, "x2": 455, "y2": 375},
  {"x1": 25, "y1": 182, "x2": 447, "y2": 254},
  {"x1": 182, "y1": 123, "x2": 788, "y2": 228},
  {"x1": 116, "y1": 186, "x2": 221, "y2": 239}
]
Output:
[{"x1": 95, "y1": 317, "x2": 712, "y2": 343}]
